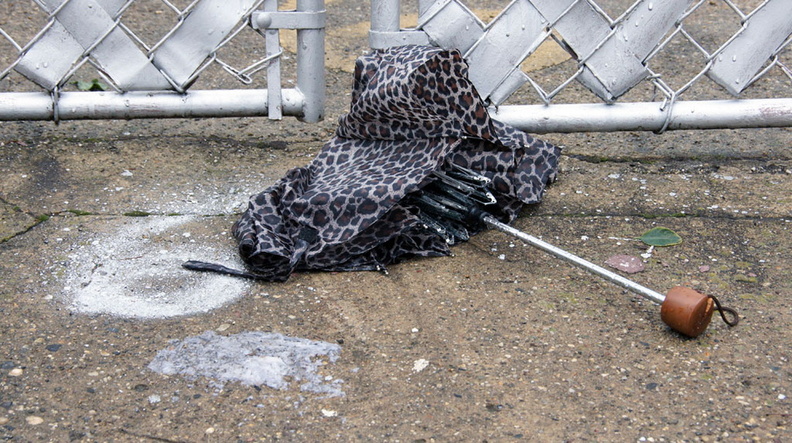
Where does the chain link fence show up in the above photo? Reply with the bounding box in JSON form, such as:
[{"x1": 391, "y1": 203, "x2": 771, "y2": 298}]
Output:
[
  {"x1": 2, "y1": 0, "x2": 789, "y2": 130},
  {"x1": 0, "y1": 0, "x2": 325, "y2": 122},
  {"x1": 371, "y1": 0, "x2": 792, "y2": 132}
]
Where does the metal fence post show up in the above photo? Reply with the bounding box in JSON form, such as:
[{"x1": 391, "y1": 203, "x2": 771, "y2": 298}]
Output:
[
  {"x1": 296, "y1": 0, "x2": 326, "y2": 122},
  {"x1": 370, "y1": 0, "x2": 428, "y2": 48},
  {"x1": 372, "y1": 0, "x2": 401, "y2": 34}
]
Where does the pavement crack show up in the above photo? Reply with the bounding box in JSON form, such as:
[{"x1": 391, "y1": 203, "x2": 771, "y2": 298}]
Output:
[
  {"x1": 118, "y1": 428, "x2": 186, "y2": 443},
  {"x1": 79, "y1": 263, "x2": 104, "y2": 289},
  {"x1": 563, "y1": 153, "x2": 792, "y2": 166},
  {"x1": 0, "y1": 195, "x2": 49, "y2": 243}
]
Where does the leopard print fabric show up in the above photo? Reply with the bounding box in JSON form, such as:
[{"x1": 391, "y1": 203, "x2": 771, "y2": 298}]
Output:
[{"x1": 233, "y1": 45, "x2": 560, "y2": 281}]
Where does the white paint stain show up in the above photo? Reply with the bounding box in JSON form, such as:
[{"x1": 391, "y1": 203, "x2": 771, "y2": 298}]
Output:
[
  {"x1": 149, "y1": 331, "x2": 344, "y2": 396},
  {"x1": 61, "y1": 216, "x2": 250, "y2": 318}
]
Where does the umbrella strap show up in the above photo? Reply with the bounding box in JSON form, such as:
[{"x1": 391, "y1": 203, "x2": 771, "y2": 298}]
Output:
[
  {"x1": 709, "y1": 294, "x2": 740, "y2": 327},
  {"x1": 181, "y1": 260, "x2": 270, "y2": 281}
]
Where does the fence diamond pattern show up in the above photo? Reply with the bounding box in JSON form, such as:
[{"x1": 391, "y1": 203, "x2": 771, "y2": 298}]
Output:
[
  {"x1": 0, "y1": 0, "x2": 789, "y2": 130},
  {"x1": 0, "y1": 0, "x2": 325, "y2": 122},
  {"x1": 2, "y1": 0, "x2": 269, "y2": 92},
  {"x1": 416, "y1": 0, "x2": 791, "y2": 106}
]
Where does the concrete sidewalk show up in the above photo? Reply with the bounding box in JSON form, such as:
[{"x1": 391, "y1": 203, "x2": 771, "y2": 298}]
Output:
[{"x1": 1, "y1": 0, "x2": 791, "y2": 441}]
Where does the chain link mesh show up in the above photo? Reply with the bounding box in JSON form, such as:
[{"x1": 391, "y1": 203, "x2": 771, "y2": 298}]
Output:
[
  {"x1": 412, "y1": 0, "x2": 791, "y2": 131},
  {"x1": 0, "y1": 0, "x2": 277, "y2": 94},
  {"x1": 1, "y1": 0, "x2": 788, "y2": 127},
  {"x1": 604, "y1": 0, "x2": 791, "y2": 101}
]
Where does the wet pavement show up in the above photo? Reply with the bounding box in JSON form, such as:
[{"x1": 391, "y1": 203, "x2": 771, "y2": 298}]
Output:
[{"x1": 1, "y1": 0, "x2": 791, "y2": 441}]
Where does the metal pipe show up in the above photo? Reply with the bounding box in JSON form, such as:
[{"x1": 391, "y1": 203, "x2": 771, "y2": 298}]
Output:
[
  {"x1": 371, "y1": 0, "x2": 401, "y2": 34},
  {"x1": 482, "y1": 215, "x2": 667, "y2": 305},
  {"x1": 370, "y1": 0, "x2": 402, "y2": 48},
  {"x1": 263, "y1": 0, "x2": 283, "y2": 120},
  {"x1": 0, "y1": 89, "x2": 305, "y2": 121},
  {"x1": 4, "y1": 88, "x2": 790, "y2": 132},
  {"x1": 296, "y1": 0, "x2": 325, "y2": 122},
  {"x1": 490, "y1": 98, "x2": 792, "y2": 133}
]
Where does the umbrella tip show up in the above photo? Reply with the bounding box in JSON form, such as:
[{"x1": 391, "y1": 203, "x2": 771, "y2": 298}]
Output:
[{"x1": 660, "y1": 286, "x2": 739, "y2": 338}]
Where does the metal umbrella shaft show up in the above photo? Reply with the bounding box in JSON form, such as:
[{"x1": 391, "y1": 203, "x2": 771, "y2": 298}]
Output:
[
  {"x1": 408, "y1": 170, "x2": 735, "y2": 337},
  {"x1": 413, "y1": 170, "x2": 666, "y2": 306},
  {"x1": 482, "y1": 215, "x2": 666, "y2": 305}
]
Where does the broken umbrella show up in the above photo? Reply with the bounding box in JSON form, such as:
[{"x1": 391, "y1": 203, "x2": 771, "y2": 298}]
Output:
[{"x1": 185, "y1": 45, "x2": 737, "y2": 337}]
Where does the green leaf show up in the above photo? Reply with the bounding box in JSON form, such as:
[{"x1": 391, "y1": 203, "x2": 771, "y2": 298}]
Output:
[
  {"x1": 639, "y1": 227, "x2": 682, "y2": 247},
  {"x1": 88, "y1": 79, "x2": 108, "y2": 91},
  {"x1": 74, "y1": 80, "x2": 93, "y2": 91},
  {"x1": 74, "y1": 79, "x2": 108, "y2": 91}
]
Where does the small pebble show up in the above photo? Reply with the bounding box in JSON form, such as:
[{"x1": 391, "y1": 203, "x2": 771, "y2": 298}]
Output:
[
  {"x1": 605, "y1": 254, "x2": 645, "y2": 273},
  {"x1": 205, "y1": 427, "x2": 215, "y2": 434},
  {"x1": 26, "y1": 416, "x2": 44, "y2": 425},
  {"x1": 413, "y1": 359, "x2": 430, "y2": 373},
  {"x1": 8, "y1": 368, "x2": 23, "y2": 377}
]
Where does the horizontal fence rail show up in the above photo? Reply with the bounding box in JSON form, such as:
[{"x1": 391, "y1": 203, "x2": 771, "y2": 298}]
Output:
[
  {"x1": 370, "y1": 0, "x2": 792, "y2": 133},
  {"x1": 0, "y1": 0, "x2": 325, "y2": 122}
]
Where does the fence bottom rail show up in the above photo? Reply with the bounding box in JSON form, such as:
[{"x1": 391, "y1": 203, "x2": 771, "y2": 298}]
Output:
[
  {"x1": 0, "y1": 89, "x2": 308, "y2": 122},
  {"x1": 3, "y1": 91, "x2": 790, "y2": 132},
  {"x1": 491, "y1": 98, "x2": 792, "y2": 133}
]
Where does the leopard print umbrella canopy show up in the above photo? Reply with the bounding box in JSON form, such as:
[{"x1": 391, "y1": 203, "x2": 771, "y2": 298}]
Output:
[{"x1": 231, "y1": 45, "x2": 560, "y2": 281}]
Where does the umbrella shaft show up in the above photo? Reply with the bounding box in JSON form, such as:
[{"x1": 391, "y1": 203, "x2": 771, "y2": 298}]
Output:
[{"x1": 483, "y1": 216, "x2": 666, "y2": 305}]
